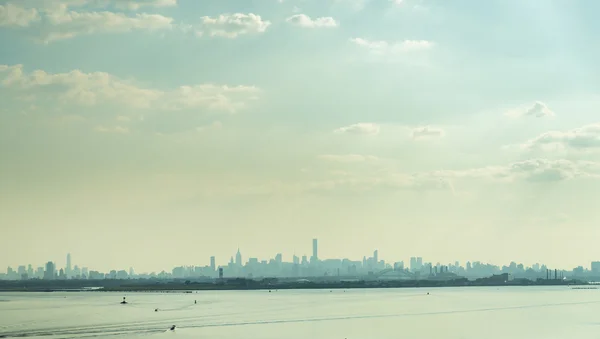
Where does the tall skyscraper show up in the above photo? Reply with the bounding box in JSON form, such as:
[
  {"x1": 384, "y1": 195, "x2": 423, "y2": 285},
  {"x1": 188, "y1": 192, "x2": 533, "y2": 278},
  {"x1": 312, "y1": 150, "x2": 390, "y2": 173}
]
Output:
[
  {"x1": 235, "y1": 249, "x2": 242, "y2": 267},
  {"x1": 44, "y1": 261, "x2": 55, "y2": 280},
  {"x1": 66, "y1": 253, "x2": 72, "y2": 278},
  {"x1": 210, "y1": 256, "x2": 216, "y2": 271},
  {"x1": 312, "y1": 238, "x2": 318, "y2": 262}
]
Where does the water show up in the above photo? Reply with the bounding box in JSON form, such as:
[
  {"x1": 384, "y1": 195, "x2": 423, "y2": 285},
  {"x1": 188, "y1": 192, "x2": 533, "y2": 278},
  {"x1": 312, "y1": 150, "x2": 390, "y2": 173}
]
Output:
[{"x1": 1, "y1": 287, "x2": 599, "y2": 338}]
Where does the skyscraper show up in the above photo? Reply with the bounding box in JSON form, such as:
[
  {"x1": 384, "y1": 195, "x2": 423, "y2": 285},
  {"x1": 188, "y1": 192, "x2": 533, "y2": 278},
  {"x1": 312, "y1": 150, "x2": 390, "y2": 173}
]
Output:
[
  {"x1": 66, "y1": 253, "x2": 72, "y2": 278},
  {"x1": 44, "y1": 261, "x2": 55, "y2": 280},
  {"x1": 210, "y1": 256, "x2": 216, "y2": 271},
  {"x1": 235, "y1": 249, "x2": 242, "y2": 267},
  {"x1": 312, "y1": 238, "x2": 318, "y2": 262}
]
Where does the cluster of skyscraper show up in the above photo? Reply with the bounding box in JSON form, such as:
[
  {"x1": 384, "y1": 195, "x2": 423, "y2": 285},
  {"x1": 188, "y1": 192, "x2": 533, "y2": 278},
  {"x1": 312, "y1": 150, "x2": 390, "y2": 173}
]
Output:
[{"x1": 3, "y1": 240, "x2": 600, "y2": 281}]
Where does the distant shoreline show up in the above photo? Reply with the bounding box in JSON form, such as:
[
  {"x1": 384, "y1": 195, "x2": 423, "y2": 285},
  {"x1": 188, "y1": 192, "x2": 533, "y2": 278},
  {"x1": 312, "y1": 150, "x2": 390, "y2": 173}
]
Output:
[{"x1": 0, "y1": 277, "x2": 588, "y2": 292}]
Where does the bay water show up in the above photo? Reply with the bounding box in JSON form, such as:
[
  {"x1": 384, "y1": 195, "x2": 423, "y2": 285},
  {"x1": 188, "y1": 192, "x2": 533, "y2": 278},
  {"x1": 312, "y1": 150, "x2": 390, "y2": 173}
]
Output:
[{"x1": 1, "y1": 287, "x2": 599, "y2": 338}]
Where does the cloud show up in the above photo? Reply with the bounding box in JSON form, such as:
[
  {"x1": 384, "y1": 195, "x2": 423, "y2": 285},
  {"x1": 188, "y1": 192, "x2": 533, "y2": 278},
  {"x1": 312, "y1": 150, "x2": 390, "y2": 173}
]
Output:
[
  {"x1": 196, "y1": 121, "x2": 222, "y2": 132},
  {"x1": 15, "y1": 0, "x2": 177, "y2": 11},
  {"x1": 412, "y1": 126, "x2": 444, "y2": 139},
  {"x1": 334, "y1": 123, "x2": 380, "y2": 135},
  {"x1": 330, "y1": 158, "x2": 600, "y2": 192},
  {"x1": 41, "y1": 7, "x2": 173, "y2": 42},
  {"x1": 428, "y1": 158, "x2": 600, "y2": 183},
  {"x1": 0, "y1": 64, "x2": 260, "y2": 113},
  {"x1": 350, "y1": 38, "x2": 434, "y2": 54},
  {"x1": 0, "y1": 3, "x2": 40, "y2": 27},
  {"x1": 0, "y1": 2, "x2": 174, "y2": 42},
  {"x1": 520, "y1": 123, "x2": 600, "y2": 152},
  {"x1": 318, "y1": 154, "x2": 378, "y2": 162},
  {"x1": 286, "y1": 14, "x2": 338, "y2": 28},
  {"x1": 95, "y1": 125, "x2": 129, "y2": 134},
  {"x1": 505, "y1": 101, "x2": 555, "y2": 118},
  {"x1": 234, "y1": 158, "x2": 600, "y2": 197},
  {"x1": 197, "y1": 13, "x2": 271, "y2": 38},
  {"x1": 88, "y1": 0, "x2": 178, "y2": 10}
]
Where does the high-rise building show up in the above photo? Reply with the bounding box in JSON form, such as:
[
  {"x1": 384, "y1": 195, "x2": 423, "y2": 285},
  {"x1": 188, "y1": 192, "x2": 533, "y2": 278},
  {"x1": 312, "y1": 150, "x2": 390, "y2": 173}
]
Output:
[
  {"x1": 44, "y1": 261, "x2": 55, "y2": 280},
  {"x1": 66, "y1": 253, "x2": 72, "y2": 278},
  {"x1": 373, "y1": 250, "x2": 378, "y2": 263},
  {"x1": 18, "y1": 266, "x2": 26, "y2": 276},
  {"x1": 235, "y1": 249, "x2": 242, "y2": 267},
  {"x1": 312, "y1": 238, "x2": 318, "y2": 262},
  {"x1": 210, "y1": 256, "x2": 216, "y2": 271},
  {"x1": 592, "y1": 261, "x2": 600, "y2": 273}
]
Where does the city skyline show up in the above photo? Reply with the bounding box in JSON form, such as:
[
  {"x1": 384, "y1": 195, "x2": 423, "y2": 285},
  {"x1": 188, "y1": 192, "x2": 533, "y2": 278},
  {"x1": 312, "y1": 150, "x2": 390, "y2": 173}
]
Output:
[
  {"x1": 3, "y1": 238, "x2": 599, "y2": 278},
  {"x1": 2, "y1": 0, "x2": 600, "y2": 272}
]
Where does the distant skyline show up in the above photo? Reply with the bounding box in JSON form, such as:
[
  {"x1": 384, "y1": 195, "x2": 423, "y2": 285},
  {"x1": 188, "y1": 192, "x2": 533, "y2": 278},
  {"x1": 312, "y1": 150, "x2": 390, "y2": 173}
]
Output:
[
  {"x1": 5, "y1": 239, "x2": 598, "y2": 279},
  {"x1": 2, "y1": 0, "x2": 600, "y2": 272}
]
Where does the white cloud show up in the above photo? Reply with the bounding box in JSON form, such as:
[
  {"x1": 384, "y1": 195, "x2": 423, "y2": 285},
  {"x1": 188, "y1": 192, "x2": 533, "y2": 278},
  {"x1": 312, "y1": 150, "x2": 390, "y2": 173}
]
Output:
[
  {"x1": 0, "y1": 1, "x2": 174, "y2": 42},
  {"x1": 241, "y1": 158, "x2": 600, "y2": 197},
  {"x1": 88, "y1": 0, "x2": 178, "y2": 10},
  {"x1": 196, "y1": 121, "x2": 223, "y2": 132},
  {"x1": 350, "y1": 38, "x2": 434, "y2": 54},
  {"x1": 334, "y1": 123, "x2": 380, "y2": 135},
  {"x1": 197, "y1": 13, "x2": 270, "y2": 38},
  {"x1": 95, "y1": 125, "x2": 129, "y2": 134},
  {"x1": 505, "y1": 101, "x2": 555, "y2": 118},
  {"x1": 429, "y1": 158, "x2": 600, "y2": 183},
  {"x1": 15, "y1": 0, "x2": 176, "y2": 11},
  {"x1": 0, "y1": 3, "x2": 40, "y2": 27},
  {"x1": 41, "y1": 7, "x2": 173, "y2": 42},
  {"x1": 412, "y1": 126, "x2": 444, "y2": 139},
  {"x1": 323, "y1": 158, "x2": 600, "y2": 192},
  {"x1": 318, "y1": 154, "x2": 378, "y2": 162},
  {"x1": 286, "y1": 14, "x2": 338, "y2": 28},
  {"x1": 520, "y1": 123, "x2": 600, "y2": 152},
  {"x1": 0, "y1": 64, "x2": 261, "y2": 113}
]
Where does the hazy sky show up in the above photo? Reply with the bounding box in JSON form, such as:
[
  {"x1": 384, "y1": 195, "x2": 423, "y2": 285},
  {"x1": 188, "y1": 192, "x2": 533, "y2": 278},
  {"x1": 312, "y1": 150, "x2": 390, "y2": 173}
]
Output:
[{"x1": 1, "y1": 0, "x2": 600, "y2": 273}]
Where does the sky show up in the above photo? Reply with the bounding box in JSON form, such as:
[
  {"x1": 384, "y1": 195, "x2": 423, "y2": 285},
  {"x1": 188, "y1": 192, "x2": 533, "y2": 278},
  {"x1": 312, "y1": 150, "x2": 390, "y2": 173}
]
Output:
[{"x1": 1, "y1": 0, "x2": 600, "y2": 273}]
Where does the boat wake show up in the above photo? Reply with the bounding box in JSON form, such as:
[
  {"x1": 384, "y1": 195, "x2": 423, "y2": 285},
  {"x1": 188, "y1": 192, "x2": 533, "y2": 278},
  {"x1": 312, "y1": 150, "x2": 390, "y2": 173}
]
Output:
[{"x1": 2, "y1": 300, "x2": 600, "y2": 338}]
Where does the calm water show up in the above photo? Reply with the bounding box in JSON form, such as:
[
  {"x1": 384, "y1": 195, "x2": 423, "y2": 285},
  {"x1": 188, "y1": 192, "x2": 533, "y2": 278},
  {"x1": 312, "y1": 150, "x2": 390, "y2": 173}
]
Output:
[{"x1": 1, "y1": 287, "x2": 600, "y2": 338}]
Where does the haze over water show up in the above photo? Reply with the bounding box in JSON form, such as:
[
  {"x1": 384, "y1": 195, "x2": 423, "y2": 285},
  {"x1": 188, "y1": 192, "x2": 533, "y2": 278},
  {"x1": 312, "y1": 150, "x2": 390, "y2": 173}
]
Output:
[{"x1": 2, "y1": 287, "x2": 600, "y2": 338}]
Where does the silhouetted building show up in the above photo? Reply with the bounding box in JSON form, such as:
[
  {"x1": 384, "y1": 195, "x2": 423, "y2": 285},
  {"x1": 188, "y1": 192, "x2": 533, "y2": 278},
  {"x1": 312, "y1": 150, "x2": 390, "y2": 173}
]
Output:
[
  {"x1": 44, "y1": 262, "x2": 55, "y2": 280},
  {"x1": 236, "y1": 249, "x2": 242, "y2": 267},
  {"x1": 66, "y1": 253, "x2": 72, "y2": 278}
]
